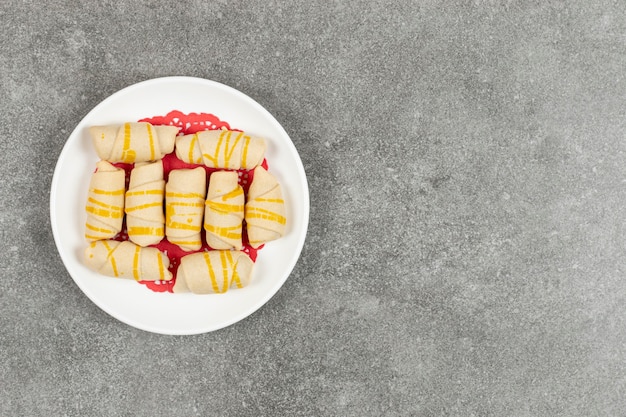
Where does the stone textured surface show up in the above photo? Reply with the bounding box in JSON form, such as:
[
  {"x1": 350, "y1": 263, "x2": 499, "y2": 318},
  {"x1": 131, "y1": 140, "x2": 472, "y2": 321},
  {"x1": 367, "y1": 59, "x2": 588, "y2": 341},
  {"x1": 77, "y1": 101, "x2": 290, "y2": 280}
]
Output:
[{"x1": 3, "y1": 1, "x2": 626, "y2": 416}]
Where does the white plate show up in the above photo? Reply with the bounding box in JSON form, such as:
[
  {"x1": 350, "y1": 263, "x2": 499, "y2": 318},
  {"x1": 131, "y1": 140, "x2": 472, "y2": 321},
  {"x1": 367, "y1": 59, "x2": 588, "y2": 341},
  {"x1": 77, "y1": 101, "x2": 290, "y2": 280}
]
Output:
[{"x1": 50, "y1": 76, "x2": 309, "y2": 335}]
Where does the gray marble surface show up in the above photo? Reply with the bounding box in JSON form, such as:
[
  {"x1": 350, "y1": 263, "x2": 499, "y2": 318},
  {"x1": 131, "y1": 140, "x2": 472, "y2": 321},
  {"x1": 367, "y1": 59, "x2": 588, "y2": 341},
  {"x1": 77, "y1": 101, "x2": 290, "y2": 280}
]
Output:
[{"x1": 2, "y1": 1, "x2": 626, "y2": 415}]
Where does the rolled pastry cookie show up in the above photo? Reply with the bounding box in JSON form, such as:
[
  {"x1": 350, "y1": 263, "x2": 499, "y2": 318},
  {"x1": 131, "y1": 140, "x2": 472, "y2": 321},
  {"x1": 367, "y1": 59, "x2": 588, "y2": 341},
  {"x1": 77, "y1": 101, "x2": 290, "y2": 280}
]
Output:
[
  {"x1": 175, "y1": 129, "x2": 266, "y2": 169},
  {"x1": 245, "y1": 166, "x2": 286, "y2": 248},
  {"x1": 89, "y1": 122, "x2": 179, "y2": 163},
  {"x1": 85, "y1": 160, "x2": 125, "y2": 241},
  {"x1": 204, "y1": 171, "x2": 244, "y2": 250},
  {"x1": 84, "y1": 240, "x2": 172, "y2": 281},
  {"x1": 173, "y1": 250, "x2": 254, "y2": 294},
  {"x1": 125, "y1": 161, "x2": 165, "y2": 247},
  {"x1": 165, "y1": 167, "x2": 206, "y2": 251}
]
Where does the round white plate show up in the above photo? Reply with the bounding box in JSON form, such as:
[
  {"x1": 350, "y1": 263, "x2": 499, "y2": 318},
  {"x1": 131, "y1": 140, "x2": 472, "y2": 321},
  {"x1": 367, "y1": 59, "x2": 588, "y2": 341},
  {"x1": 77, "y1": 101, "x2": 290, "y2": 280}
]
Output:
[{"x1": 50, "y1": 76, "x2": 309, "y2": 335}]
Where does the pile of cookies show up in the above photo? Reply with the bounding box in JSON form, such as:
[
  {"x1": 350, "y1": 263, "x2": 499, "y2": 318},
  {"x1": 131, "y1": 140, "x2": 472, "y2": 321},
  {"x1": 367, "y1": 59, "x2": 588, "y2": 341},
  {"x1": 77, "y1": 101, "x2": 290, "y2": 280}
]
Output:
[{"x1": 83, "y1": 122, "x2": 286, "y2": 294}]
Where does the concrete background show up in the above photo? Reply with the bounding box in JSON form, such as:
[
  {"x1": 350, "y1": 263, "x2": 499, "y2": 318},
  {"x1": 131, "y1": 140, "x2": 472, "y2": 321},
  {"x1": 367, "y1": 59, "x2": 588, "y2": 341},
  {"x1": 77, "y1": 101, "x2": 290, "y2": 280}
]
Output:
[{"x1": 2, "y1": 1, "x2": 626, "y2": 415}]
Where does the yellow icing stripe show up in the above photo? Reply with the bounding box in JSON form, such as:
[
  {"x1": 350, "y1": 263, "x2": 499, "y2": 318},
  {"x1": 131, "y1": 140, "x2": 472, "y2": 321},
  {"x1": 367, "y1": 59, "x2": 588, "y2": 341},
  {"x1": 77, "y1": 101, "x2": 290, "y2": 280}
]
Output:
[
  {"x1": 204, "y1": 224, "x2": 240, "y2": 232},
  {"x1": 223, "y1": 131, "x2": 243, "y2": 168},
  {"x1": 166, "y1": 192, "x2": 205, "y2": 199},
  {"x1": 132, "y1": 245, "x2": 140, "y2": 280},
  {"x1": 205, "y1": 200, "x2": 243, "y2": 213},
  {"x1": 123, "y1": 122, "x2": 131, "y2": 151},
  {"x1": 126, "y1": 202, "x2": 163, "y2": 212},
  {"x1": 103, "y1": 241, "x2": 119, "y2": 277},
  {"x1": 222, "y1": 131, "x2": 232, "y2": 167},
  {"x1": 241, "y1": 136, "x2": 251, "y2": 168},
  {"x1": 231, "y1": 267, "x2": 242, "y2": 289},
  {"x1": 204, "y1": 252, "x2": 220, "y2": 293},
  {"x1": 85, "y1": 234, "x2": 111, "y2": 240},
  {"x1": 86, "y1": 206, "x2": 124, "y2": 219},
  {"x1": 254, "y1": 198, "x2": 284, "y2": 204},
  {"x1": 167, "y1": 201, "x2": 204, "y2": 208},
  {"x1": 215, "y1": 130, "x2": 227, "y2": 165},
  {"x1": 246, "y1": 207, "x2": 286, "y2": 225},
  {"x1": 201, "y1": 130, "x2": 224, "y2": 166},
  {"x1": 248, "y1": 236, "x2": 275, "y2": 246},
  {"x1": 204, "y1": 224, "x2": 241, "y2": 239},
  {"x1": 166, "y1": 221, "x2": 201, "y2": 231},
  {"x1": 121, "y1": 123, "x2": 136, "y2": 163},
  {"x1": 189, "y1": 133, "x2": 199, "y2": 164},
  {"x1": 87, "y1": 197, "x2": 122, "y2": 210},
  {"x1": 157, "y1": 253, "x2": 165, "y2": 280},
  {"x1": 110, "y1": 256, "x2": 119, "y2": 278},
  {"x1": 221, "y1": 188, "x2": 244, "y2": 201},
  {"x1": 220, "y1": 251, "x2": 230, "y2": 292},
  {"x1": 128, "y1": 226, "x2": 163, "y2": 236},
  {"x1": 126, "y1": 189, "x2": 163, "y2": 197},
  {"x1": 146, "y1": 123, "x2": 155, "y2": 161},
  {"x1": 92, "y1": 188, "x2": 125, "y2": 196},
  {"x1": 168, "y1": 239, "x2": 201, "y2": 246},
  {"x1": 165, "y1": 203, "x2": 203, "y2": 221},
  {"x1": 231, "y1": 252, "x2": 243, "y2": 288},
  {"x1": 85, "y1": 223, "x2": 114, "y2": 233},
  {"x1": 202, "y1": 153, "x2": 216, "y2": 166}
]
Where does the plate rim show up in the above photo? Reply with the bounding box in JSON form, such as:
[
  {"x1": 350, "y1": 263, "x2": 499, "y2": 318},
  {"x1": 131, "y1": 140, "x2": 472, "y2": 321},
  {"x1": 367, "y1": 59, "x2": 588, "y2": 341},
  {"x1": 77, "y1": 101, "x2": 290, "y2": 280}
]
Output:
[{"x1": 49, "y1": 76, "x2": 310, "y2": 335}]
